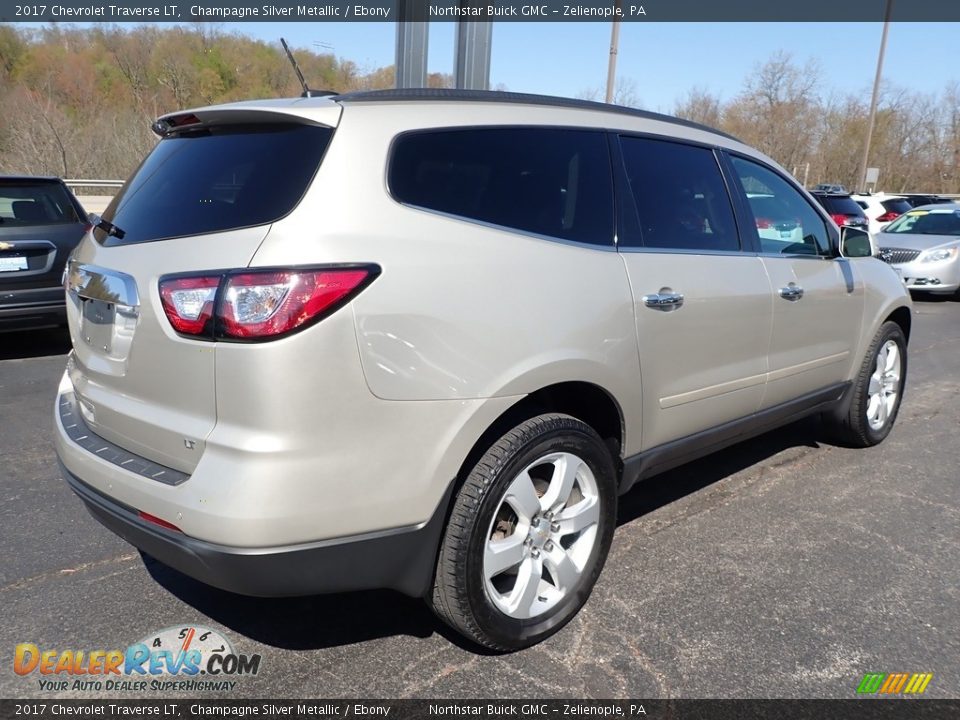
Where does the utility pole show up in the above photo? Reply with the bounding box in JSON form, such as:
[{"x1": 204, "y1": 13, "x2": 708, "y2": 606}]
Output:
[
  {"x1": 454, "y1": 12, "x2": 492, "y2": 90},
  {"x1": 858, "y1": 0, "x2": 893, "y2": 192},
  {"x1": 605, "y1": 0, "x2": 622, "y2": 103},
  {"x1": 395, "y1": 0, "x2": 429, "y2": 88}
]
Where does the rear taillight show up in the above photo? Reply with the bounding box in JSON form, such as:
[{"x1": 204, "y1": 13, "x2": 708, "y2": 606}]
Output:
[
  {"x1": 755, "y1": 217, "x2": 773, "y2": 229},
  {"x1": 158, "y1": 265, "x2": 379, "y2": 341},
  {"x1": 159, "y1": 276, "x2": 219, "y2": 336},
  {"x1": 830, "y1": 213, "x2": 849, "y2": 226},
  {"x1": 221, "y1": 269, "x2": 372, "y2": 339},
  {"x1": 877, "y1": 211, "x2": 900, "y2": 223}
]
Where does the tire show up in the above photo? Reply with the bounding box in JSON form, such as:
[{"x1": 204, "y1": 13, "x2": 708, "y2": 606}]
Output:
[
  {"x1": 827, "y1": 321, "x2": 907, "y2": 448},
  {"x1": 430, "y1": 413, "x2": 617, "y2": 651}
]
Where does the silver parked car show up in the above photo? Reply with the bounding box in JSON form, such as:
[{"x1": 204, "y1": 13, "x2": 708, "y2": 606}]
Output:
[
  {"x1": 876, "y1": 204, "x2": 960, "y2": 296},
  {"x1": 55, "y1": 90, "x2": 911, "y2": 650}
]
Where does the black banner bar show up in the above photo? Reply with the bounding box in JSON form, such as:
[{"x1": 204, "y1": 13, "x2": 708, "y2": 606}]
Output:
[
  {"x1": 2, "y1": 0, "x2": 960, "y2": 23},
  {"x1": 2, "y1": 700, "x2": 960, "y2": 720}
]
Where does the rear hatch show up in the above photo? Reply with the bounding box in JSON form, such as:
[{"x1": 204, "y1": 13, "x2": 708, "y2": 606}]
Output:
[
  {"x1": 64, "y1": 104, "x2": 340, "y2": 473},
  {"x1": 0, "y1": 178, "x2": 87, "y2": 294},
  {"x1": 878, "y1": 197, "x2": 913, "y2": 223}
]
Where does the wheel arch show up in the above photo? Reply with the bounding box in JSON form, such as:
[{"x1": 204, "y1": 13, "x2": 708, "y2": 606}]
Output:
[
  {"x1": 885, "y1": 304, "x2": 912, "y2": 342},
  {"x1": 453, "y1": 381, "x2": 626, "y2": 487},
  {"x1": 418, "y1": 381, "x2": 626, "y2": 598}
]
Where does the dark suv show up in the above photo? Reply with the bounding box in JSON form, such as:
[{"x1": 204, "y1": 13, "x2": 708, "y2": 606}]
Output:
[
  {"x1": 810, "y1": 191, "x2": 870, "y2": 232},
  {"x1": 0, "y1": 177, "x2": 89, "y2": 331}
]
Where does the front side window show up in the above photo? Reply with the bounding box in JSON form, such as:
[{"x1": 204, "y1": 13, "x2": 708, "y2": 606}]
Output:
[
  {"x1": 389, "y1": 127, "x2": 614, "y2": 246},
  {"x1": 618, "y1": 136, "x2": 739, "y2": 252},
  {"x1": 730, "y1": 156, "x2": 831, "y2": 256}
]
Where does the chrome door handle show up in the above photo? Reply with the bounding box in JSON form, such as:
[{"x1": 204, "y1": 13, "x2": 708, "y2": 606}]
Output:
[
  {"x1": 642, "y1": 291, "x2": 684, "y2": 310},
  {"x1": 779, "y1": 283, "x2": 804, "y2": 301}
]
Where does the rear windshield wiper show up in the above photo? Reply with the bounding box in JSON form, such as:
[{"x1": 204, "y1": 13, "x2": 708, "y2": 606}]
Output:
[{"x1": 89, "y1": 213, "x2": 125, "y2": 240}]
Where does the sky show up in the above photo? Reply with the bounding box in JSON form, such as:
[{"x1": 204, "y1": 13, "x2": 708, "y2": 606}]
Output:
[
  {"x1": 16, "y1": 21, "x2": 960, "y2": 111},
  {"x1": 229, "y1": 21, "x2": 960, "y2": 111}
]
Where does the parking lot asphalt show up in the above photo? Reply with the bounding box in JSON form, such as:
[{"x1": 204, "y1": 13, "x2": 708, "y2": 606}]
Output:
[{"x1": 1, "y1": 294, "x2": 958, "y2": 700}]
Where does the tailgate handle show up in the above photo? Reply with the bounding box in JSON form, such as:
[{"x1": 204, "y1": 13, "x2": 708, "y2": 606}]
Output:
[{"x1": 66, "y1": 261, "x2": 140, "y2": 308}]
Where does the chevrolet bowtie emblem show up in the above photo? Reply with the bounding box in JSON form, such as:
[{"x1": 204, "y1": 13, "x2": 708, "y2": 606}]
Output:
[{"x1": 0, "y1": 242, "x2": 13, "y2": 251}]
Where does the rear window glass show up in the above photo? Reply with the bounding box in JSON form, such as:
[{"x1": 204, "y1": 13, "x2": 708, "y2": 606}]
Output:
[
  {"x1": 0, "y1": 182, "x2": 80, "y2": 226},
  {"x1": 820, "y1": 196, "x2": 865, "y2": 216},
  {"x1": 95, "y1": 124, "x2": 333, "y2": 245},
  {"x1": 881, "y1": 198, "x2": 913, "y2": 214},
  {"x1": 389, "y1": 128, "x2": 613, "y2": 246}
]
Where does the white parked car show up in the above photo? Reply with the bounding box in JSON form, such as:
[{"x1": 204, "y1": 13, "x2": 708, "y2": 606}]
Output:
[{"x1": 852, "y1": 193, "x2": 914, "y2": 235}]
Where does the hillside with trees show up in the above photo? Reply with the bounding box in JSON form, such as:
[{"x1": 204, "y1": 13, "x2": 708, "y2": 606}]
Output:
[
  {"x1": 0, "y1": 24, "x2": 449, "y2": 179},
  {"x1": 0, "y1": 25, "x2": 957, "y2": 193}
]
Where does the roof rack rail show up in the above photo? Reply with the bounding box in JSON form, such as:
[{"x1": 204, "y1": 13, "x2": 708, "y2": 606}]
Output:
[{"x1": 331, "y1": 88, "x2": 742, "y2": 143}]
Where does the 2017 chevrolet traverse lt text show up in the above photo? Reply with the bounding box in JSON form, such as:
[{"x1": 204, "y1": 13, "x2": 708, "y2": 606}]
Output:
[{"x1": 55, "y1": 90, "x2": 911, "y2": 650}]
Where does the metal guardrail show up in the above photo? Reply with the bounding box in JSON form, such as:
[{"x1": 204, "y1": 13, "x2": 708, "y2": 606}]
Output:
[{"x1": 64, "y1": 179, "x2": 125, "y2": 190}]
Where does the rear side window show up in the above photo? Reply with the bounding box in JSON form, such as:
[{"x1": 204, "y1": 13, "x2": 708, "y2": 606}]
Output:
[
  {"x1": 0, "y1": 181, "x2": 80, "y2": 226},
  {"x1": 95, "y1": 124, "x2": 333, "y2": 245},
  {"x1": 389, "y1": 128, "x2": 613, "y2": 246},
  {"x1": 618, "y1": 136, "x2": 739, "y2": 252}
]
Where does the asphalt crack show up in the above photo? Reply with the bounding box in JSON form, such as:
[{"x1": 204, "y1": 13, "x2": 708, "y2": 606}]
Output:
[{"x1": 0, "y1": 552, "x2": 139, "y2": 593}]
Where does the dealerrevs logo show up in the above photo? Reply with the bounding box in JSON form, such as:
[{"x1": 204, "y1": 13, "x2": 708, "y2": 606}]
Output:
[{"x1": 14, "y1": 626, "x2": 261, "y2": 692}]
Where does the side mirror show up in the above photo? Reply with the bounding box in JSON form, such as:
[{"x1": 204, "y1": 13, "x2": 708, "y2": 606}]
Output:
[{"x1": 840, "y1": 227, "x2": 872, "y2": 258}]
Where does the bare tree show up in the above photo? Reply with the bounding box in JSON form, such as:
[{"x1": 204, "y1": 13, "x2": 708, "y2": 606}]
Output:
[
  {"x1": 722, "y1": 52, "x2": 821, "y2": 177},
  {"x1": 2, "y1": 87, "x2": 75, "y2": 176},
  {"x1": 674, "y1": 87, "x2": 723, "y2": 127},
  {"x1": 577, "y1": 77, "x2": 643, "y2": 108}
]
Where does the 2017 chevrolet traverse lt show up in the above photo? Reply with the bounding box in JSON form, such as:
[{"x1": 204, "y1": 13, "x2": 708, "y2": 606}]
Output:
[{"x1": 55, "y1": 90, "x2": 911, "y2": 650}]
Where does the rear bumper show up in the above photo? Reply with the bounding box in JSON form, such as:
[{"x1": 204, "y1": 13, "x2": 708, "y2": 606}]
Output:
[
  {"x1": 0, "y1": 286, "x2": 66, "y2": 329},
  {"x1": 62, "y1": 461, "x2": 450, "y2": 598}
]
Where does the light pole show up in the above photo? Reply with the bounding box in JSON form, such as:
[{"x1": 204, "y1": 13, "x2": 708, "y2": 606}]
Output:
[
  {"x1": 858, "y1": 0, "x2": 893, "y2": 192},
  {"x1": 605, "y1": 0, "x2": 622, "y2": 103}
]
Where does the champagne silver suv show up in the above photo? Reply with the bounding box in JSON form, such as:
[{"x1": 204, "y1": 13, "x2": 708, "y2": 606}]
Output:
[{"x1": 54, "y1": 89, "x2": 911, "y2": 650}]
